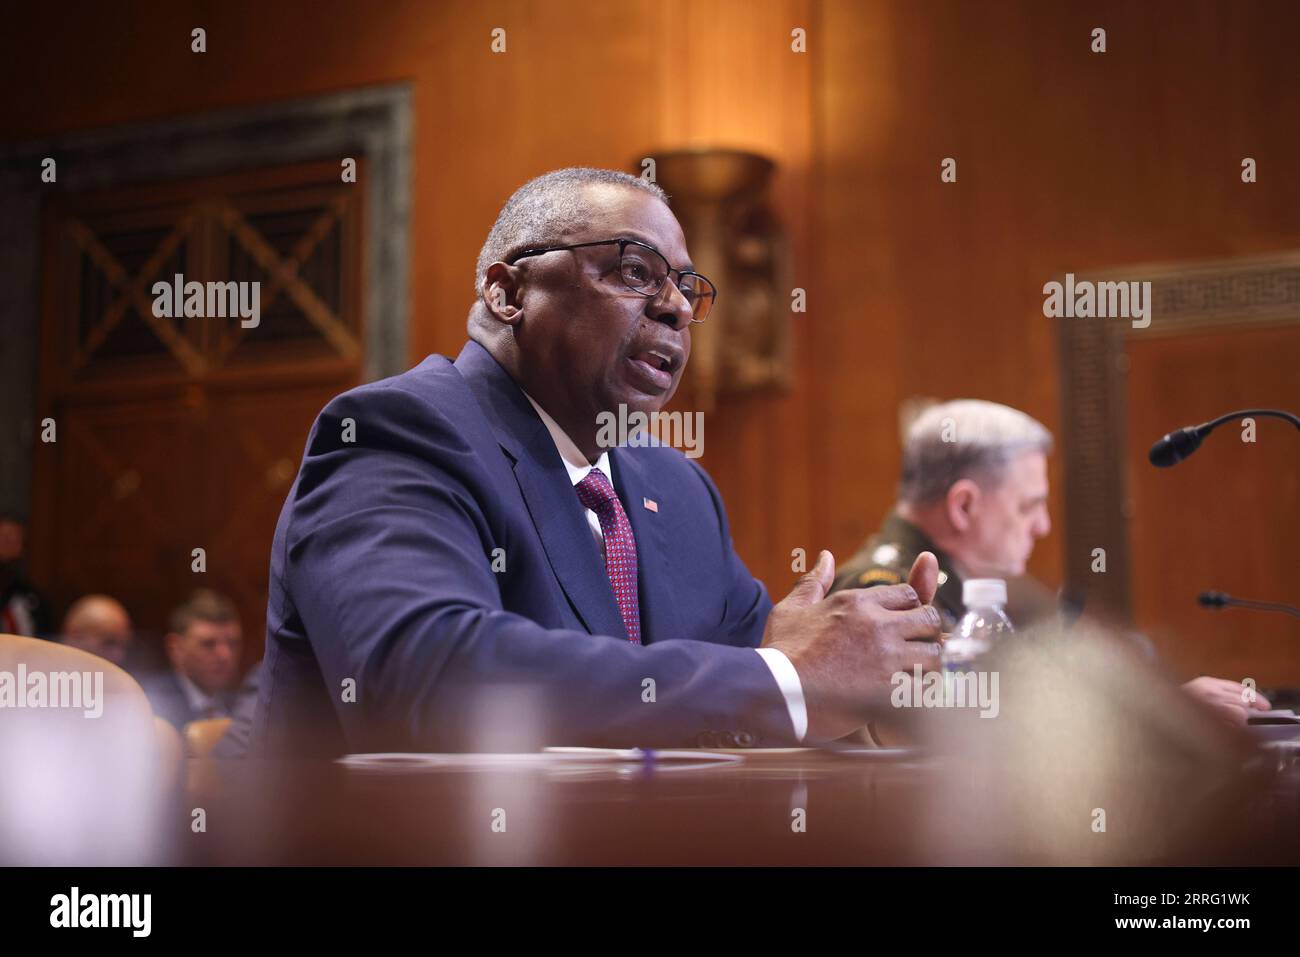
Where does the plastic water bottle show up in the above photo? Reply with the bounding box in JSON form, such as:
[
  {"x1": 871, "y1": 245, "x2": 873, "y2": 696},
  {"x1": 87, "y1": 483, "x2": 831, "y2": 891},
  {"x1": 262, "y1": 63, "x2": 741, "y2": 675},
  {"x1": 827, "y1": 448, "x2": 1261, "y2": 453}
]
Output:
[{"x1": 942, "y1": 579, "x2": 1014, "y2": 675}]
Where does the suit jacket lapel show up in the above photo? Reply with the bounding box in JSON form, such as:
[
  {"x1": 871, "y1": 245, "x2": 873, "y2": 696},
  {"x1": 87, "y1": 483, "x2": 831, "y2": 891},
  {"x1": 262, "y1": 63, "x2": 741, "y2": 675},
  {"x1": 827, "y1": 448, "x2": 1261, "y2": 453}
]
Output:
[
  {"x1": 454, "y1": 342, "x2": 627, "y2": 640},
  {"x1": 610, "y1": 448, "x2": 684, "y2": 647}
]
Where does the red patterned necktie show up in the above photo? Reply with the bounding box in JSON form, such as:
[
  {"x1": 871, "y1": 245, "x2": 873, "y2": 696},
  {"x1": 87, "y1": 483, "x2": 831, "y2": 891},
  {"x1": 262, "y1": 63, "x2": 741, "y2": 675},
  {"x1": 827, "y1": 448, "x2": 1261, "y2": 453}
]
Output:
[{"x1": 575, "y1": 468, "x2": 642, "y2": 644}]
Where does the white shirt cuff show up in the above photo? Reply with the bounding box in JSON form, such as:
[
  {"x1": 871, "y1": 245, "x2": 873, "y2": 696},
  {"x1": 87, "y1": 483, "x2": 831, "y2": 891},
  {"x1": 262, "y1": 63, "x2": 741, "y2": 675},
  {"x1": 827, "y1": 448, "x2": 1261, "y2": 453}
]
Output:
[{"x1": 754, "y1": 647, "x2": 807, "y2": 743}]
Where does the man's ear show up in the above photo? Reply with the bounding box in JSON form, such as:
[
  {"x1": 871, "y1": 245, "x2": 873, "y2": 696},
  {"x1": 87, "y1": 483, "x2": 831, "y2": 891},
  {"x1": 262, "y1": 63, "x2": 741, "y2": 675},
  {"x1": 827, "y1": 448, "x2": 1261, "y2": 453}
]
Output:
[
  {"x1": 481, "y1": 262, "x2": 525, "y2": 326},
  {"x1": 946, "y1": 479, "x2": 980, "y2": 533}
]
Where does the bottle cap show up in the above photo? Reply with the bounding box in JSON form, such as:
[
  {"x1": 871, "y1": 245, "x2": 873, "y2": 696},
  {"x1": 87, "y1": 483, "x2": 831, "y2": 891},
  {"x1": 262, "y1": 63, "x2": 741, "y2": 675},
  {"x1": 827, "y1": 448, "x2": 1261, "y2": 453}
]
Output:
[{"x1": 963, "y1": 578, "x2": 1007, "y2": 608}]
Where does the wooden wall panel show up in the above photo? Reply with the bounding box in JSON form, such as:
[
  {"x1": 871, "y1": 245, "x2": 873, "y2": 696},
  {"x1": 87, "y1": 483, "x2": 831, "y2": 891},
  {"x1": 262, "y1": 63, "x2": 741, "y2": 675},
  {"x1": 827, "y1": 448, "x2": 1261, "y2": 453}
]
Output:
[
  {"x1": 30, "y1": 161, "x2": 363, "y2": 668},
  {"x1": 815, "y1": 0, "x2": 1300, "y2": 684}
]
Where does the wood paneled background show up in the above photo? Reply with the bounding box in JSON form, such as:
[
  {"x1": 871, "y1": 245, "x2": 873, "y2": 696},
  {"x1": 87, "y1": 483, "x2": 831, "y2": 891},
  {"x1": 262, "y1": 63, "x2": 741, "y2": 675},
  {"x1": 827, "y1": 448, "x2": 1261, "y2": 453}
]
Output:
[{"x1": 5, "y1": 1, "x2": 1298, "y2": 683}]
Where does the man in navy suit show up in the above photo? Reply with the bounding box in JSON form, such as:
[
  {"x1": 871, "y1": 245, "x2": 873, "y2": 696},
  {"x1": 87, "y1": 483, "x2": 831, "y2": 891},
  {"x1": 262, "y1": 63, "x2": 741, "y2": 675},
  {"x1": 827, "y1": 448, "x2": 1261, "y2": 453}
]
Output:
[
  {"x1": 253, "y1": 168, "x2": 943, "y2": 756},
  {"x1": 140, "y1": 589, "x2": 254, "y2": 731}
]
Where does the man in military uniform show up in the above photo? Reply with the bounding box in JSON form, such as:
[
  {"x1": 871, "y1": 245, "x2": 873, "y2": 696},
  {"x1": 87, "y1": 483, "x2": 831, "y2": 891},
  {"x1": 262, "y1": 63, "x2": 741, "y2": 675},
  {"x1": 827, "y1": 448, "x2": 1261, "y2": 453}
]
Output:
[
  {"x1": 831, "y1": 400, "x2": 1056, "y2": 631},
  {"x1": 835, "y1": 513, "x2": 966, "y2": 631},
  {"x1": 832, "y1": 399, "x2": 1271, "y2": 728}
]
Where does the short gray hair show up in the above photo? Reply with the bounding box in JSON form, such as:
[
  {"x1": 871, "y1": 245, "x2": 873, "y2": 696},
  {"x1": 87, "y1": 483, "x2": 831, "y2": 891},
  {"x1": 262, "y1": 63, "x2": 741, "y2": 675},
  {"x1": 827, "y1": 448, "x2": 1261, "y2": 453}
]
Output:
[
  {"x1": 473, "y1": 167, "x2": 668, "y2": 297},
  {"x1": 898, "y1": 400, "x2": 1053, "y2": 506}
]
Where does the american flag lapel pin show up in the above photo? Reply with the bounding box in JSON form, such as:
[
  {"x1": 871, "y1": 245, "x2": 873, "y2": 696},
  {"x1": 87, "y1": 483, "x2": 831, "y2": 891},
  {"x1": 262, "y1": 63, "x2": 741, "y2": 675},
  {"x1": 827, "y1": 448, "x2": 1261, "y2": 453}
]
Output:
[{"x1": 642, "y1": 497, "x2": 658, "y2": 513}]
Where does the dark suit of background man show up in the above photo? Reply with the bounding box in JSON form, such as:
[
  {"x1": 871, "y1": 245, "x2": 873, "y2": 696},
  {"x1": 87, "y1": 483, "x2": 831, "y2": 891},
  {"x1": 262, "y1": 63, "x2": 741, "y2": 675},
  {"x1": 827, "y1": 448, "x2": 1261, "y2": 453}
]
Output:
[
  {"x1": 831, "y1": 398, "x2": 1272, "y2": 727},
  {"x1": 254, "y1": 167, "x2": 944, "y2": 756}
]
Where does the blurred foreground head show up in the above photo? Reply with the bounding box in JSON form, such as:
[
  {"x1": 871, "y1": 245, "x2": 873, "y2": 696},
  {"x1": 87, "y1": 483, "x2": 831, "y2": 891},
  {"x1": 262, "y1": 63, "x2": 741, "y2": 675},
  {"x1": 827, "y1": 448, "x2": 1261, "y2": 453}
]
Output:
[
  {"x1": 0, "y1": 635, "x2": 174, "y2": 865},
  {"x1": 901, "y1": 620, "x2": 1279, "y2": 864}
]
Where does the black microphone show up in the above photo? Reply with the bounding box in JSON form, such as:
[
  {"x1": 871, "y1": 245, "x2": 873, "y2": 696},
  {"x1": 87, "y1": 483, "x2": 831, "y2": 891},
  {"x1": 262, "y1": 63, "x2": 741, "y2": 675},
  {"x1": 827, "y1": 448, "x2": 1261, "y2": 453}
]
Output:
[
  {"x1": 1148, "y1": 408, "x2": 1300, "y2": 468},
  {"x1": 1148, "y1": 425, "x2": 1208, "y2": 467},
  {"x1": 1198, "y1": 590, "x2": 1300, "y2": 620}
]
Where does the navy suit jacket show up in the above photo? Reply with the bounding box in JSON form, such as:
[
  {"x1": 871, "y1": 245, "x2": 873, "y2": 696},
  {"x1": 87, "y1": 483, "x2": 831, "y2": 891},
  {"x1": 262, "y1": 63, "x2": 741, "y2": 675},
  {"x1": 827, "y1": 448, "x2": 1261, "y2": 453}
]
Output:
[{"x1": 251, "y1": 340, "x2": 795, "y2": 755}]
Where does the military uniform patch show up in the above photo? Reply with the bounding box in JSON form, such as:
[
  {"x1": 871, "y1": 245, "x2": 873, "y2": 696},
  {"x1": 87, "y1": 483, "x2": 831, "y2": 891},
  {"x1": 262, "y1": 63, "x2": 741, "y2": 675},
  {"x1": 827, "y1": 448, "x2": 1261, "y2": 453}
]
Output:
[
  {"x1": 832, "y1": 511, "x2": 966, "y2": 630},
  {"x1": 857, "y1": 568, "x2": 903, "y2": 586}
]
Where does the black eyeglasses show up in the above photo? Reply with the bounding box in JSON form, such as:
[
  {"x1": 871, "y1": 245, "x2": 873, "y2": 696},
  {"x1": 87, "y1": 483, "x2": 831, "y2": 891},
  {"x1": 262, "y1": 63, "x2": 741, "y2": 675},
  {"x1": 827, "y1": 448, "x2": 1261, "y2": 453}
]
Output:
[{"x1": 506, "y1": 238, "x2": 717, "y2": 323}]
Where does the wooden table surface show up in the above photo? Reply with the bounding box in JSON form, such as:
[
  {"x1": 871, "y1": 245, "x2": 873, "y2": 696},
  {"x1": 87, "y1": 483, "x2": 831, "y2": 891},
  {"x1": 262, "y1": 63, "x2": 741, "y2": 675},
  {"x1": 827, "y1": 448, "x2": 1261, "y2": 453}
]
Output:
[{"x1": 175, "y1": 740, "x2": 1300, "y2": 866}]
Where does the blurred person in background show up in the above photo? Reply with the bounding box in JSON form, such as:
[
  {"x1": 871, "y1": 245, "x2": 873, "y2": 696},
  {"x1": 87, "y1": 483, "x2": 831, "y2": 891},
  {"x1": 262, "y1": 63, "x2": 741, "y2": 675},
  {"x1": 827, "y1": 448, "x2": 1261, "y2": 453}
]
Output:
[
  {"x1": 833, "y1": 399, "x2": 1271, "y2": 727},
  {"x1": 0, "y1": 513, "x2": 52, "y2": 638},
  {"x1": 59, "y1": 593, "x2": 133, "y2": 667},
  {"x1": 140, "y1": 588, "x2": 253, "y2": 730},
  {"x1": 833, "y1": 400, "x2": 1055, "y2": 629}
]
